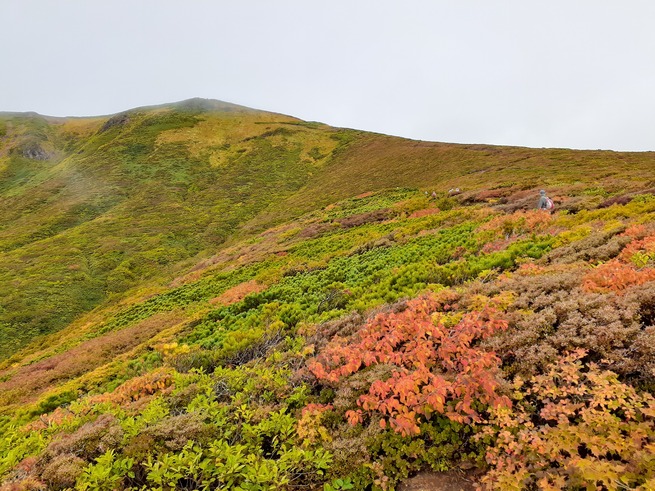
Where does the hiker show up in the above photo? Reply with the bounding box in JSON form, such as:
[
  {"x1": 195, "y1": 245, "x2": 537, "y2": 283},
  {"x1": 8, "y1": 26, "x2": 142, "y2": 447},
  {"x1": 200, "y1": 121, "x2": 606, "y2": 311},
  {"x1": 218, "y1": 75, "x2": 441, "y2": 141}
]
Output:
[
  {"x1": 537, "y1": 190, "x2": 554, "y2": 211},
  {"x1": 431, "y1": 191, "x2": 437, "y2": 199}
]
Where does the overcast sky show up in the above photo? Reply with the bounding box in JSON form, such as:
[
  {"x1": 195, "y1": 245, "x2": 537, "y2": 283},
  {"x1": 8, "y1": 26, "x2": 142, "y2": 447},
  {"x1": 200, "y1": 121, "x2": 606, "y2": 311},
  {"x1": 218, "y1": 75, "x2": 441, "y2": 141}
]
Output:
[{"x1": 2, "y1": 1, "x2": 654, "y2": 151}]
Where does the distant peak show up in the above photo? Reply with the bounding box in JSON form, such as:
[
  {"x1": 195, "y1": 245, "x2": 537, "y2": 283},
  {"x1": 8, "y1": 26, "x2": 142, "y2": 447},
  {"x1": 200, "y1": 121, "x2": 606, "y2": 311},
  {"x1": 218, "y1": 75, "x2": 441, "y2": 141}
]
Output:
[
  {"x1": 0, "y1": 110, "x2": 48, "y2": 119},
  {"x1": 125, "y1": 98, "x2": 262, "y2": 115},
  {"x1": 0, "y1": 98, "x2": 263, "y2": 120},
  {"x1": 168, "y1": 98, "x2": 260, "y2": 113}
]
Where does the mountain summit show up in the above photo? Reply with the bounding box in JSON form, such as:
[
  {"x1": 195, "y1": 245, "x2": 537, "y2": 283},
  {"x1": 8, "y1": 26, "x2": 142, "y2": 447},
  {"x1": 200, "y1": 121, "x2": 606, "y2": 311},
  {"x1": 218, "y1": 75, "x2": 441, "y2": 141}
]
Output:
[
  {"x1": 166, "y1": 97, "x2": 262, "y2": 112},
  {"x1": 0, "y1": 98, "x2": 263, "y2": 120}
]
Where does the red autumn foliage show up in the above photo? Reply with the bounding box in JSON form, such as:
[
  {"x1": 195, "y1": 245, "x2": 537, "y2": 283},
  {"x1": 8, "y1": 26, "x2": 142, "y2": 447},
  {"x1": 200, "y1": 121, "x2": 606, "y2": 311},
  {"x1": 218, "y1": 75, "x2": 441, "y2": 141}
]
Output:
[
  {"x1": 338, "y1": 209, "x2": 391, "y2": 229},
  {"x1": 480, "y1": 210, "x2": 552, "y2": 239},
  {"x1": 472, "y1": 189, "x2": 509, "y2": 202},
  {"x1": 583, "y1": 229, "x2": 655, "y2": 294},
  {"x1": 480, "y1": 238, "x2": 514, "y2": 254},
  {"x1": 623, "y1": 224, "x2": 649, "y2": 239},
  {"x1": 408, "y1": 208, "x2": 440, "y2": 219},
  {"x1": 0, "y1": 312, "x2": 182, "y2": 403},
  {"x1": 309, "y1": 294, "x2": 511, "y2": 436},
  {"x1": 582, "y1": 261, "x2": 655, "y2": 293},
  {"x1": 25, "y1": 407, "x2": 76, "y2": 432},
  {"x1": 618, "y1": 231, "x2": 655, "y2": 262},
  {"x1": 85, "y1": 368, "x2": 174, "y2": 408},
  {"x1": 209, "y1": 280, "x2": 266, "y2": 306}
]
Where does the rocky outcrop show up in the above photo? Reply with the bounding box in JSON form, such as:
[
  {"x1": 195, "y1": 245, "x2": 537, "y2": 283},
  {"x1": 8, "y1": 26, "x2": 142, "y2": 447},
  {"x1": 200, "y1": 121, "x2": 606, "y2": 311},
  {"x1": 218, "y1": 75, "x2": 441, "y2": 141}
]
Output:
[
  {"x1": 99, "y1": 113, "x2": 130, "y2": 133},
  {"x1": 21, "y1": 141, "x2": 51, "y2": 160}
]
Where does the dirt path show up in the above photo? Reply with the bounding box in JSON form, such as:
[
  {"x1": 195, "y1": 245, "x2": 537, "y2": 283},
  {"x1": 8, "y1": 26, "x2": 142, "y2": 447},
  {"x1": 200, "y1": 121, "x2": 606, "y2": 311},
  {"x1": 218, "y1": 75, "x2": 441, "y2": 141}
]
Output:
[{"x1": 397, "y1": 470, "x2": 479, "y2": 491}]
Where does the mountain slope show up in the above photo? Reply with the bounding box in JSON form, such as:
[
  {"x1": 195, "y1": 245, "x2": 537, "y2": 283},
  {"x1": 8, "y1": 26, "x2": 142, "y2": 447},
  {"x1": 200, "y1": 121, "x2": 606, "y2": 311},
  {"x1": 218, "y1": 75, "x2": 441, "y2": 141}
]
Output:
[
  {"x1": 2, "y1": 185, "x2": 655, "y2": 490},
  {"x1": 2, "y1": 100, "x2": 655, "y2": 358},
  {"x1": 1, "y1": 100, "x2": 655, "y2": 489},
  {"x1": 0, "y1": 101, "x2": 338, "y2": 356}
]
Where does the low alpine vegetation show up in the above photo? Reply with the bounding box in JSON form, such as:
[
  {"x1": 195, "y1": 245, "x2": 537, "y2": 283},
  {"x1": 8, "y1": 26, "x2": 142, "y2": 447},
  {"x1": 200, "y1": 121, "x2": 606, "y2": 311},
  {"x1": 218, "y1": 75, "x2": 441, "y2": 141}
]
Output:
[{"x1": 2, "y1": 104, "x2": 655, "y2": 489}]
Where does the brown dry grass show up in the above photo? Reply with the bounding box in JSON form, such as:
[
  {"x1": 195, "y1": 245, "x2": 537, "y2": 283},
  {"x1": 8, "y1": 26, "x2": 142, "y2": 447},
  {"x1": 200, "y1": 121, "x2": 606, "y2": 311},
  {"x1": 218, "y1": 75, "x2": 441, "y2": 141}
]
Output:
[
  {"x1": 248, "y1": 133, "x2": 655, "y2": 231},
  {"x1": 398, "y1": 470, "x2": 479, "y2": 491},
  {"x1": 0, "y1": 312, "x2": 182, "y2": 403}
]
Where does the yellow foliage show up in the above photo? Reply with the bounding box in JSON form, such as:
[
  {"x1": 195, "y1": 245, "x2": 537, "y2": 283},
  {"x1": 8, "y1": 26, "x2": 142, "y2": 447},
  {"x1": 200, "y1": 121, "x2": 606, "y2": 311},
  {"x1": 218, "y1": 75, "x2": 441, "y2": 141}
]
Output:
[{"x1": 297, "y1": 404, "x2": 333, "y2": 447}]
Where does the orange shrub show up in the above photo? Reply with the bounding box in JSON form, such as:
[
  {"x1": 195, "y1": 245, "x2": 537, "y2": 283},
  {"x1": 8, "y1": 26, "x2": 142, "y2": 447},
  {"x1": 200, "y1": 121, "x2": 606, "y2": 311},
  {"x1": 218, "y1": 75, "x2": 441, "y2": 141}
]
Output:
[
  {"x1": 209, "y1": 280, "x2": 266, "y2": 306},
  {"x1": 582, "y1": 231, "x2": 655, "y2": 293},
  {"x1": 583, "y1": 261, "x2": 655, "y2": 293},
  {"x1": 309, "y1": 295, "x2": 510, "y2": 436},
  {"x1": 408, "y1": 208, "x2": 440, "y2": 219},
  {"x1": 480, "y1": 238, "x2": 514, "y2": 254},
  {"x1": 513, "y1": 262, "x2": 548, "y2": 276},
  {"x1": 479, "y1": 210, "x2": 552, "y2": 240},
  {"x1": 25, "y1": 407, "x2": 75, "y2": 432},
  {"x1": 618, "y1": 232, "x2": 655, "y2": 266},
  {"x1": 85, "y1": 368, "x2": 174, "y2": 408}
]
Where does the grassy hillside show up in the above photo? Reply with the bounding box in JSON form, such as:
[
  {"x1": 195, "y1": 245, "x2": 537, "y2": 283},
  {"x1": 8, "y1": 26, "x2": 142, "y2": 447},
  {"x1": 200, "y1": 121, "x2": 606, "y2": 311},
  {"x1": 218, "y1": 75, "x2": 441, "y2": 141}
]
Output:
[
  {"x1": 0, "y1": 100, "x2": 342, "y2": 357},
  {"x1": 1, "y1": 100, "x2": 655, "y2": 490},
  {"x1": 2, "y1": 99, "x2": 654, "y2": 359}
]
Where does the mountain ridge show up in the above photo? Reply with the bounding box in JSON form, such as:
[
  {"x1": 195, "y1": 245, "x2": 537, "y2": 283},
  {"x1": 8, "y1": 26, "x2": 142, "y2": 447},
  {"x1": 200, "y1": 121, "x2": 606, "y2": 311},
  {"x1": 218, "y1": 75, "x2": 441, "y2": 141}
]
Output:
[{"x1": 0, "y1": 97, "x2": 286, "y2": 121}]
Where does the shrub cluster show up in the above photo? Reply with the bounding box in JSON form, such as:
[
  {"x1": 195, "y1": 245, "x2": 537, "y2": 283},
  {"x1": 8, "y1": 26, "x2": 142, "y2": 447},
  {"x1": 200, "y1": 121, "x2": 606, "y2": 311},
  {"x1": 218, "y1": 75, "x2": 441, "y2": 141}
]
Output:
[
  {"x1": 309, "y1": 294, "x2": 510, "y2": 436},
  {"x1": 480, "y1": 350, "x2": 655, "y2": 490}
]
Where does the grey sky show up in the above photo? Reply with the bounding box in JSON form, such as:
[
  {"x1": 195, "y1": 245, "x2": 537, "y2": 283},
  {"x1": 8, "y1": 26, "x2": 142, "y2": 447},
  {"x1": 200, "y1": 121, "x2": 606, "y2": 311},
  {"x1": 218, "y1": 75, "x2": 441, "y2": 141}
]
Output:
[{"x1": 2, "y1": 1, "x2": 654, "y2": 151}]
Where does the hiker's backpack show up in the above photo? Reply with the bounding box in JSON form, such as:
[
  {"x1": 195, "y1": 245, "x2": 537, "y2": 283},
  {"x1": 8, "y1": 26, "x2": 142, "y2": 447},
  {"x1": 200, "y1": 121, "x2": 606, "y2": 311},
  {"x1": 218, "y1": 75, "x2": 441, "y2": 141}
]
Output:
[{"x1": 545, "y1": 197, "x2": 554, "y2": 211}]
